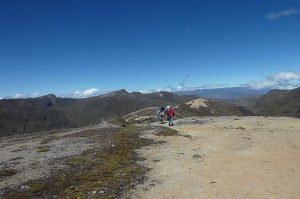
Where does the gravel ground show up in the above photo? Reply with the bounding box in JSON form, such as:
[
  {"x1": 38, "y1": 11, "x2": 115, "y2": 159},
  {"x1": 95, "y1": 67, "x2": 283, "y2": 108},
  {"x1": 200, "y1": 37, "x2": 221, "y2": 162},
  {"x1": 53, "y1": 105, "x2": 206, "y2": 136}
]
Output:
[{"x1": 0, "y1": 122, "x2": 118, "y2": 195}]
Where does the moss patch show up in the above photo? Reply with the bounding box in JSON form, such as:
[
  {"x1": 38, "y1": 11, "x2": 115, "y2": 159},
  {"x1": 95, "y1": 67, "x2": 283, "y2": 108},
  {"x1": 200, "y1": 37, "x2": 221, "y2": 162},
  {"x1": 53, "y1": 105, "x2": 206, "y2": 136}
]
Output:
[
  {"x1": 37, "y1": 145, "x2": 50, "y2": 153},
  {"x1": 4, "y1": 126, "x2": 154, "y2": 199},
  {"x1": 0, "y1": 169, "x2": 18, "y2": 177},
  {"x1": 29, "y1": 183, "x2": 46, "y2": 193},
  {"x1": 67, "y1": 156, "x2": 91, "y2": 166},
  {"x1": 156, "y1": 126, "x2": 178, "y2": 136},
  {"x1": 10, "y1": 157, "x2": 24, "y2": 161}
]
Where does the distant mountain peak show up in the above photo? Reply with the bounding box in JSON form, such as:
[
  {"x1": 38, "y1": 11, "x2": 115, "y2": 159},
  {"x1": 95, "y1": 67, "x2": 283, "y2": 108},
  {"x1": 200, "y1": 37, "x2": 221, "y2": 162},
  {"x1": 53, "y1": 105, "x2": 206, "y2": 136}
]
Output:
[
  {"x1": 99, "y1": 89, "x2": 129, "y2": 98},
  {"x1": 38, "y1": 94, "x2": 57, "y2": 101},
  {"x1": 115, "y1": 89, "x2": 129, "y2": 94},
  {"x1": 39, "y1": 94, "x2": 57, "y2": 99}
]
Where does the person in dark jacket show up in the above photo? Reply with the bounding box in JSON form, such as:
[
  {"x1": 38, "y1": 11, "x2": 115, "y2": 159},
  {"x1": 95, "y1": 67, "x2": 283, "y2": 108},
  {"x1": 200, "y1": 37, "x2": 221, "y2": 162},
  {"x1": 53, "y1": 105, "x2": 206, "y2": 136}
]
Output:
[
  {"x1": 157, "y1": 107, "x2": 165, "y2": 124},
  {"x1": 167, "y1": 106, "x2": 175, "y2": 126}
]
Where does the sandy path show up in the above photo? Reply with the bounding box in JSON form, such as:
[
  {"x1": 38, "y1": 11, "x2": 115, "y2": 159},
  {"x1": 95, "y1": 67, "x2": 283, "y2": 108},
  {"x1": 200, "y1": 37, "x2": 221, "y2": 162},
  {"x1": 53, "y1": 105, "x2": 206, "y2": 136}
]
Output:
[{"x1": 129, "y1": 116, "x2": 300, "y2": 199}]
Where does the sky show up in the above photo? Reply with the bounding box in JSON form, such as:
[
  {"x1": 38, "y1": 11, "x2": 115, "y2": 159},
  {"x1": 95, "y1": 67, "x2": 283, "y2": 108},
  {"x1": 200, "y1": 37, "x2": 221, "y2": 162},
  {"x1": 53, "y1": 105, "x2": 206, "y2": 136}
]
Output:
[{"x1": 0, "y1": 0, "x2": 300, "y2": 98}]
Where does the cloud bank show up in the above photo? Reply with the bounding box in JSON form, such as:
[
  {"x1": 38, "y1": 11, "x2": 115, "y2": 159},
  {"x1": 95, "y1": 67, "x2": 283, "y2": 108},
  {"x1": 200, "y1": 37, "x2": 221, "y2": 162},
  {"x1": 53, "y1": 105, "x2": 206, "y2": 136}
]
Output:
[
  {"x1": 3, "y1": 71, "x2": 300, "y2": 100},
  {"x1": 242, "y1": 71, "x2": 300, "y2": 89},
  {"x1": 67, "y1": 88, "x2": 103, "y2": 98},
  {"x1": 266, "y1": 8, "x2": 298, "y2": 20},
  {"x1": 14, "y1": 93, "x2": 25, "y2": 98},
  {"x1": 5, "y1": 88, "x2": 103, "y2": 99}
]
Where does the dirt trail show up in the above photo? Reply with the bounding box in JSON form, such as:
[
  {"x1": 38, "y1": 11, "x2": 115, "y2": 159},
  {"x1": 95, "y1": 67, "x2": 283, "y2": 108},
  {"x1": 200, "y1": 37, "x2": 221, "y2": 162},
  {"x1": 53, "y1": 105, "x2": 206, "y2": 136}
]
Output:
[{"x1": 128, "y1": 116, "x2": 300, "y2": 199}]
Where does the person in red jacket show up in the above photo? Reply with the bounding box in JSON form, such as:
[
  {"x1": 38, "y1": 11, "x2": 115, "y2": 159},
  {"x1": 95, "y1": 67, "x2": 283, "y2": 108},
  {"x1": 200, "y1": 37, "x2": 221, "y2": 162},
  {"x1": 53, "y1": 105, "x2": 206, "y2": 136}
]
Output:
[{"x1": 167, "y1": 106, "x2": 175, "y2": 126}]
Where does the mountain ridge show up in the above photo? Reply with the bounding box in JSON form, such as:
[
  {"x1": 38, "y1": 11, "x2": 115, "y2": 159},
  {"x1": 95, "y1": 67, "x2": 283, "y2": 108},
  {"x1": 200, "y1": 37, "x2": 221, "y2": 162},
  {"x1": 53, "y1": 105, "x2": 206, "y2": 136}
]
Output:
[
  {"x1": 0, "y1": 89, "x2": 254, "y2": 136},
  {"x1": 0, "y1": 90, "x2": 196, "y2": 136},
  {"x1": 249, "y1": 87, "x2": 300, "y2": 117},
  {"x1": 174, "y1": 87, "x2": 270, "y2": 100}
]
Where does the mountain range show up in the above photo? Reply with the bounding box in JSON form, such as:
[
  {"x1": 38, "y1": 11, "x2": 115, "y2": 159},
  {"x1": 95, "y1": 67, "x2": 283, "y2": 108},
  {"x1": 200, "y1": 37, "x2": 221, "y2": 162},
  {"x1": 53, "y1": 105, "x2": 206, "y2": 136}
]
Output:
[
  {"x1": 0, "y1": 89, "x2": 250, "y2": 136},
  {"x1": 174, "y1": 87, "x2": 270, "y2": 100},
  {"x1": 1, "y1": 87, "x2": 300, "y2": 137}
]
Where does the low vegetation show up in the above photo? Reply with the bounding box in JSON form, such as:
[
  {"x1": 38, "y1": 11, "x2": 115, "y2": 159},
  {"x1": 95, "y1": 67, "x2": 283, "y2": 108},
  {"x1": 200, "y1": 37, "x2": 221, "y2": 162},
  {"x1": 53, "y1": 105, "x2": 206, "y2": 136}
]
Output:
[
  {"x1": 155, "y1": 126, "x2": 178, "y2": 136},
  {"x1": 4, "y1": 126, "x2": 155, "y2": 198},
  {"x1": 155, "y1": 126, "x2": 192, "y2": 139},
  {"x1": 9, "y1": 157, "x2": 24, "y2": 161},
  {"x1": 37, "y1": 145, "x2": 50, "y2": 153},
  {"x1": 0, "y1": 169, "x2": 18, "y2": 177}
]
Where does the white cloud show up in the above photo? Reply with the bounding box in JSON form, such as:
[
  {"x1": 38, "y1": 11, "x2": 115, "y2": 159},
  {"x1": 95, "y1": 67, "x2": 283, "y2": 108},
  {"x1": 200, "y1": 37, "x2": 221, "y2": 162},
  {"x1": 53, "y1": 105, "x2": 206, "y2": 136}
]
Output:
[
  {"x1": 32, "y1": 92, "x2": 41, "y2": 97},
  {"x1": 138, "y1": 90, "x2": 153, "y2": 94},
  {"x1": 82, "y1": 88, "x2": 99, "y2": 96},
  {"x1": 176, "y1": 86, "x2": 183, "y2": 90},
  {"x1": 266, "y1": 8, "x2": 298, "y2": 20},
  {"x1": 11, "y1": 92, "x2": 42, "y2": 99},
  {"x1": 242, "y1": 71, "x2": 300, "y2": 90},
  {"x1": 69, "y1": 88, "x2": 102, "y2": 98},
  {"x1": 5, "y1": 89, "x2": 102, "y2": 99},
  {"x1": 15, "y1": 93, "x2": 25, "y2": 98},
  {"x1": 0, "y1": 96, "x2": 3, "y2": 100},
  {"x1": 267, "y1": 71, "x2": 300, "y2": 82},
  {"x1": 242, "y1": 80, "x2": 275, "y2": 90}
]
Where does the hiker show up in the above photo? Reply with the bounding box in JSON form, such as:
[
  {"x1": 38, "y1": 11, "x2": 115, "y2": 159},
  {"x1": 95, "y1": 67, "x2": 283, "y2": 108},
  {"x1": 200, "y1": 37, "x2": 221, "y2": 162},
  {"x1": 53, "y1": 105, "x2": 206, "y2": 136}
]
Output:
[
  {"x1": 167, "y1": 106, "x2": 175, "y2": 126},
  {"x1": 165, "y1": 106, "x2": 170, "y2": 121},
  {"x1": 157, "y1": 107, "x2": 166, "y2": 124}
]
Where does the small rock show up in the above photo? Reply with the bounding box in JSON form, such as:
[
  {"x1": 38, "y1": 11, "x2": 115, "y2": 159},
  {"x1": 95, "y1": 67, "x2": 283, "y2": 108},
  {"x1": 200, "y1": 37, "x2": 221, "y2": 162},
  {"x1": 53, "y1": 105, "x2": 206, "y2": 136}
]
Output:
[
  {"x1": 192, "y1": 154, "x2": 202, "y2": 159},
  {"x1": 99, "y1": 190, "x2": 105, "y2": 194},
  {"x1": 211, "y1": 181, "x2": 216, "y2": 184},
  {"x1": 92, "y1": 190, "x2": 97, "y2": 194},
  {"x1": 20, "y1": 185, "x2": 30, "y2": 190}
]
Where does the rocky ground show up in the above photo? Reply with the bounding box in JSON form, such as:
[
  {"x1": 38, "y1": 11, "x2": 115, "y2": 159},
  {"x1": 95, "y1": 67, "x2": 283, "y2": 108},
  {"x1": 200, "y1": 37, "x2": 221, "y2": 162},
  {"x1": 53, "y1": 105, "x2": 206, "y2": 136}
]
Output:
[
  {"x1": 127, "y1": 116, "x2": 300, "y2": 199},
  {"x1": 0, "y1": 122, "x2": 119, "y2": 197},
  {"x1": 1, "y1": 116, "x2": 299, "y2": 198}
]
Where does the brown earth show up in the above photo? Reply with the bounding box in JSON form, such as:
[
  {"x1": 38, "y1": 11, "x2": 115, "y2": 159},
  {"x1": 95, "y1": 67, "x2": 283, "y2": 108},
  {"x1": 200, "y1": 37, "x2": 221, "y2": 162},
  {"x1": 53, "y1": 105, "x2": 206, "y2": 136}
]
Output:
[{"x1": 128, "y1": 116, "x2": 300, "y2": 199}]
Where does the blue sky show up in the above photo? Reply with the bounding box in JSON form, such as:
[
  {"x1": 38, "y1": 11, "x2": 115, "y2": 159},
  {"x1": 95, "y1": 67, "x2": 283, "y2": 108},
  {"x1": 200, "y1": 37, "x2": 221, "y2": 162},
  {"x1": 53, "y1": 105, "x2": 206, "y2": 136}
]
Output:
[{"x1": 0, "y1": 0, "x2": 300, "y2": 98}]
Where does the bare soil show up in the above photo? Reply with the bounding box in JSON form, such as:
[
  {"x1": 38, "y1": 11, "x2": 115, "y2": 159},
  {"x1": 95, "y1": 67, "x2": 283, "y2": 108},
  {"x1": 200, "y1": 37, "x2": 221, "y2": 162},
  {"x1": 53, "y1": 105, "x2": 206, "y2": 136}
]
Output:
[
  {"x1": 1, "y1": 116, "x2": 299, "y2": 199},
  {"x1": 128, "y1": 116, "x2": 300, "y2": 199}
]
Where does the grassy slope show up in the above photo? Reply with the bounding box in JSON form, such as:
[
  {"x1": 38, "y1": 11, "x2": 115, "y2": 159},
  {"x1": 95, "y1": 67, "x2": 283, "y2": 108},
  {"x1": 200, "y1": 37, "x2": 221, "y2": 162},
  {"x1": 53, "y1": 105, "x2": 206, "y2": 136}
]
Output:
[{"x1": 250, "y1": 88, "x2": 300, "y2": 117}]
